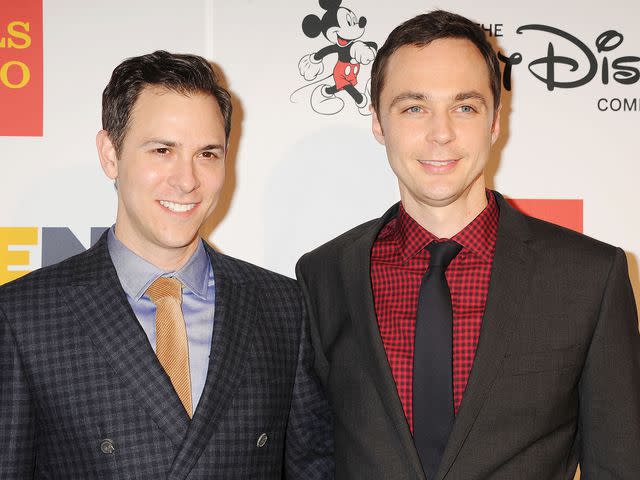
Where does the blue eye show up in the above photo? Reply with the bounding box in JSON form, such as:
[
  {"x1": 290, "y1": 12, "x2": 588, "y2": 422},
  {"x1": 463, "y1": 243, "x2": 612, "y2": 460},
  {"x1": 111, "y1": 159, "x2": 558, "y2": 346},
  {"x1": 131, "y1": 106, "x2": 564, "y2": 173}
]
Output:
[
  {"x1": 458, "y1": 105, "x2": 474, "y2": 113},
  {"x1": 407, "y1": 106, "x2": 421, "y2": 113}
]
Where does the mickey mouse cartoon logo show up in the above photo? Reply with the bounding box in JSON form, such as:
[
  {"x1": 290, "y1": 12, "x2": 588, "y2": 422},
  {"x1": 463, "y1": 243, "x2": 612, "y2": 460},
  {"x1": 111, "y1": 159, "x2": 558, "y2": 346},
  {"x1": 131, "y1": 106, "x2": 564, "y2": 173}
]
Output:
[{"x1": 294, "y1": 0, "x2": 377, "y2": 115}]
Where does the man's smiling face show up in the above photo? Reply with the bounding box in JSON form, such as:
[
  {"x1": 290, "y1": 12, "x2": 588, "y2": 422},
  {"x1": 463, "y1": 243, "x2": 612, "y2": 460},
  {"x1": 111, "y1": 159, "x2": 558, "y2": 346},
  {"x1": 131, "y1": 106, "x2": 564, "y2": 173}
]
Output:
[
  {"x1": 98, "y1": 86, "x2": 226, "y2": 268},
  {"x1": 372, "y1": 38, "x2": 500, "y2": 212}
]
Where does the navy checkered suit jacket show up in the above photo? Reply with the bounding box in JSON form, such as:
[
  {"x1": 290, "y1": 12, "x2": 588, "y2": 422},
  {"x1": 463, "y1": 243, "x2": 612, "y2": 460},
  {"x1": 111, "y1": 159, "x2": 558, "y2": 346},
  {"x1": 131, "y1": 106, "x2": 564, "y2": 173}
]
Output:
[{"x1": 0, "y1": 233, "x2": 333, "y2": 479}]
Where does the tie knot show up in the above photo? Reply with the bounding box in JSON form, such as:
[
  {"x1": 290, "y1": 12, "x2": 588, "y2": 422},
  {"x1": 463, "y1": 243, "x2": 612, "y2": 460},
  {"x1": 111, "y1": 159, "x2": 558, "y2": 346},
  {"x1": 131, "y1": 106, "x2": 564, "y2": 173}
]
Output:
[
  {"x1": 146, "y1": 277, "x2": 182, "y2": 304},
  {"x1": 427, "y1": 240, "x2": 462, "y2": 269}
]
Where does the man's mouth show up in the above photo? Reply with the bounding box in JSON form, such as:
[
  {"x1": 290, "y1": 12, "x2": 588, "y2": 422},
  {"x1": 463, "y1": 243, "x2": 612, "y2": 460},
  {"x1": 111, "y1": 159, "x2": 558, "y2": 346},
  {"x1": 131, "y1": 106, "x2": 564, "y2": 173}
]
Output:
[
  {"x1": 159, "y1": 200, "x2": 197, "y2": 213},
  {"x1": 337, "y1": 36, "x2": 349, "y2": 46},
  {"x1": 419, "y1": 160, "x2": 458, "y2": 167}
]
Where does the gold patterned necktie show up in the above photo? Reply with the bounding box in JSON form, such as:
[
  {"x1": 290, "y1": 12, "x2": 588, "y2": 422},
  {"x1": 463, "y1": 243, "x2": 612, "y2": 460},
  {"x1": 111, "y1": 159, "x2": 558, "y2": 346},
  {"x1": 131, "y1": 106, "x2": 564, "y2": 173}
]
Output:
[{"x1": 146, "y1": 277, "x2": 193, "y2": 418}]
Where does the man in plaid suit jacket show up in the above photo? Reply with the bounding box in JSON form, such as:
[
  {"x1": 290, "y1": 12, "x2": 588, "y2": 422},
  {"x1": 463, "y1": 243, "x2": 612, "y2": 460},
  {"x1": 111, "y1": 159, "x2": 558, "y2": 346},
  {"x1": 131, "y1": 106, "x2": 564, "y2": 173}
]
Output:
[{"x1": 0, "y1": 51, "x2": 333, "y2": 479}]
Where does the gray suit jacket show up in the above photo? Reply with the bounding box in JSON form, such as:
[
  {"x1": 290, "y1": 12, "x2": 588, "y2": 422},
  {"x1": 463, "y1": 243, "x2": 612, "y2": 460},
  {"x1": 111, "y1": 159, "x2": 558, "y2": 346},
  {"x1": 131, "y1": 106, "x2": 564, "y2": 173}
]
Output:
[
  {"x1": 296, "y1": 191, "x2": 640, "y2": 480},
  {"x1": 0, "y1": 233, "x2": 333, "y2": 479}
]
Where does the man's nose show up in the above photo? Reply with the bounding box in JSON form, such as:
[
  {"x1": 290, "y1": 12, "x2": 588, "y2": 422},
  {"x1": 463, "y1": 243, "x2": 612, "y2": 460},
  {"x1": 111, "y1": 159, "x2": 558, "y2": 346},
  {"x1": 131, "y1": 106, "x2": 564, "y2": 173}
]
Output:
[
  {"x1": 426, "y1": 112, "x2": 456, "y2": 145},
  {"x1": 169, "y1": 156, "x2": 199, "y2": 193}
]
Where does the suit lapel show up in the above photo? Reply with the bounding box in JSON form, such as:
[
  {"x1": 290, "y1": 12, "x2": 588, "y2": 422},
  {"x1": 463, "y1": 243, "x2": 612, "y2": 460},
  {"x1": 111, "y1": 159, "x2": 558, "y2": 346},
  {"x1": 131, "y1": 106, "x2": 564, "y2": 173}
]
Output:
[
  {"x1": 61, "y1": 235, "x2": 189, "y2": 448},
  {"x1": 169, "y1": 246, "x2": 256, "y2": 480},
  {"x1": 435, "y1": 193, "x2": 534, "y2": 480},
  {"x1": 341, "y1": 204, "x2": 427, "y2": 480}
]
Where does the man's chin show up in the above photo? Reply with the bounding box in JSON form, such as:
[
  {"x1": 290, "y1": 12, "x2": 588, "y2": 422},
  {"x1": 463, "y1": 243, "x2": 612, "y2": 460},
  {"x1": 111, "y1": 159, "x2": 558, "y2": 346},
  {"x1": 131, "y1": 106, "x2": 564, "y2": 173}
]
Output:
[
  {"x1": 418, "y1": 178, "x2": 485, "y2": 209},
  {"x1": 153, "y1": 231, "x2": 201, "y2": 251},
  {"x1": 163, "y1": 237, "x2": 200, "y2": 250},
  {"x1": 417, "y1": 188, "x2": 463, "y2": 208}
]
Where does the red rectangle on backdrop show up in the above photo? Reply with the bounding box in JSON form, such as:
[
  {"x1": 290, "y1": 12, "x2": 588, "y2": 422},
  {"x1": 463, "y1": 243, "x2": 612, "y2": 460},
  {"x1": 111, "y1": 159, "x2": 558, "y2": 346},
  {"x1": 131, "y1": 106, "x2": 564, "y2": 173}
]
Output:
[
  {"x1": 0, "y1": 0, "x2": 43, "y2": 136},
  {"x1": 506, "y1": 198, "x2": 583, "y2": 233}
]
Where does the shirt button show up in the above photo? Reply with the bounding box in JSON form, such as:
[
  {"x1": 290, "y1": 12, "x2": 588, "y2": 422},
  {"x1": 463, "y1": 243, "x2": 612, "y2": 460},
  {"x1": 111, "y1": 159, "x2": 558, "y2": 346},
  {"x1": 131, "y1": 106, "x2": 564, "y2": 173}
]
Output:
[
  {"x1": 100, "y1": 439, "x2": 115, "y2": 454},
  {"x1": 256, "y1": 433, "x2": 268, "y2": 448}
]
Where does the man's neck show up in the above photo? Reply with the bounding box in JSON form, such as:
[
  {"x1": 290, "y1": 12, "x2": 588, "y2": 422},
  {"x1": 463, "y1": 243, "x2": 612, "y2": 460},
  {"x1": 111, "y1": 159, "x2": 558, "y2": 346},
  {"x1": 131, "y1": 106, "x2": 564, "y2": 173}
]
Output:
[
  {"x1": 401, "y1": 183, "x2": 488, "y2": 239},
  {"x1": 143, "y1": 245, "x2": 199, "y2": 272},
  {"x1": 113, "y1": 228, "x2": 200, "y2": 272}
]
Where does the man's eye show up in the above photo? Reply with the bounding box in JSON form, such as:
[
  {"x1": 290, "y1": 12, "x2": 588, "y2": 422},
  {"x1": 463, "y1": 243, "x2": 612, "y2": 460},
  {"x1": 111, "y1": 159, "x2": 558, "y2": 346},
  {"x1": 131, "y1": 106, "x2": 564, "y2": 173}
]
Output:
[
  {"x1": 155, "y1": 147, "x2": 169, "y2": 154},
  {"x1": 201, "y1": 151, "x2": 218, "y2": 159},
  {"x1": 407, "y1": 106, "x2": 422, "y2": 113},
  {"x1": 458, "y1": 105, "x2": 475, "y2": 113}
]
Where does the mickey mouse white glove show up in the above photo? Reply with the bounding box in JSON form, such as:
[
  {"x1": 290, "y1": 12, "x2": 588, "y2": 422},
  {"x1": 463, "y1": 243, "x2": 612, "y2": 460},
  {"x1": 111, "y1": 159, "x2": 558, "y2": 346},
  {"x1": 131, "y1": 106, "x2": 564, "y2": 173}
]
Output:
[
  {"x1": 350, "y1": 41, "x2": 376, "y2": 64},
  {"x1": 298, "y1": 53, "x2": 324, "y2": 81}
]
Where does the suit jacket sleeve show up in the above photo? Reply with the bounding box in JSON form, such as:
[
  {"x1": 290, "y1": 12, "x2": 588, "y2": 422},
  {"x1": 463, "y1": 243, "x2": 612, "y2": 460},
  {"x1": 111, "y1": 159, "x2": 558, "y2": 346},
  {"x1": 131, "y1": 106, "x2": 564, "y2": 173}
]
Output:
[
  {"x1": 0, "y1": 305, "x2": 36, "y2": 478},
  {"x1": 284, "y1": 290, "x2": 334, "y2": 479},
  {"x1": 578, "y1": 248, "x2": 640, "y2": 478}
]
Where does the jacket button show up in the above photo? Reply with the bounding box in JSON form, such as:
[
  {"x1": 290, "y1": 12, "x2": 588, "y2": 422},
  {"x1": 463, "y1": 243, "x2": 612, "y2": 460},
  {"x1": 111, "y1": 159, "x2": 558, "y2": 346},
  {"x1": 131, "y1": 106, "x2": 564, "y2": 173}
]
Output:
[
  {"x1": 100, "y1": 439, "x2": 115, "y2": 454},
  {"x1": 256, "y1": 433, "x2": 268, "y2": 448}
]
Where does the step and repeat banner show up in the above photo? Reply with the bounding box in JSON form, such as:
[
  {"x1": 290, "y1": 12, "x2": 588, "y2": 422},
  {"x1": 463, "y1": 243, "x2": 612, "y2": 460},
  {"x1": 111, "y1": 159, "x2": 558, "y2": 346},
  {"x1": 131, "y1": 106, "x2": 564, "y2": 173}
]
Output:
[{"x1": 1, "y1": 0, "x2": 639, "y2": 326}]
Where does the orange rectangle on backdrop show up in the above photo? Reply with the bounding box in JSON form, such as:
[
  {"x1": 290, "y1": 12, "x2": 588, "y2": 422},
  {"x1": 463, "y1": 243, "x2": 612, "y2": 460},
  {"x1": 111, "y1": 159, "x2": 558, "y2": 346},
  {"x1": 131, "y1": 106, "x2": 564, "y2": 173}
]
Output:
[
  {"x1": 506, "y1": 198, "x2": 583, "y2": 233},
  {"x1": 0, "y1": 0, "x2": 43, "y2": 136}
]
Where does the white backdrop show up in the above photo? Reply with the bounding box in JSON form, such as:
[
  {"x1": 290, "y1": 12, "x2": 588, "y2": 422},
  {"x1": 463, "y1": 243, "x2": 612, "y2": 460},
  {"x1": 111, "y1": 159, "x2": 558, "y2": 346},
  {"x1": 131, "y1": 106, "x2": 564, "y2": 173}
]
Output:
[{"x1": 1, "y1": 0, "x2": 639, "y2": 322}]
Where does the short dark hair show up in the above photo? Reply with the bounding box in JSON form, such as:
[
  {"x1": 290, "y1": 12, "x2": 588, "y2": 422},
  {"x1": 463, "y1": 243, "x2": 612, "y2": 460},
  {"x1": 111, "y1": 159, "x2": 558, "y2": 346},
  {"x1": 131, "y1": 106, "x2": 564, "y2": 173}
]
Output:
[
  {"x1": 370, "y1": 10, "x2": 501, "y2": 113},
  {"x1": 101, "y1": 50, "x2": 232, "y2": 155}
]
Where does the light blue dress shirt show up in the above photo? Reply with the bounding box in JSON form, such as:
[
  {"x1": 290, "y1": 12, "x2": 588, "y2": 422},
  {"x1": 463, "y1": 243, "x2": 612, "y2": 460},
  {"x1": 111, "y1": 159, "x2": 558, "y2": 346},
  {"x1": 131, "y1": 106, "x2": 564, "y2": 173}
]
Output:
[{"x1": 107, "y1": 228, "x2": 215, "y2": 413}]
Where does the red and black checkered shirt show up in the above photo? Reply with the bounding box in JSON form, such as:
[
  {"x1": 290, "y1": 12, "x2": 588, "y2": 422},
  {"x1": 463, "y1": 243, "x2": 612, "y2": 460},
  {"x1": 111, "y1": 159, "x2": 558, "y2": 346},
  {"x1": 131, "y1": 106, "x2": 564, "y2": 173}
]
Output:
[{"x1": 370, "y1": 191, "x2": 499, "y2": 431}]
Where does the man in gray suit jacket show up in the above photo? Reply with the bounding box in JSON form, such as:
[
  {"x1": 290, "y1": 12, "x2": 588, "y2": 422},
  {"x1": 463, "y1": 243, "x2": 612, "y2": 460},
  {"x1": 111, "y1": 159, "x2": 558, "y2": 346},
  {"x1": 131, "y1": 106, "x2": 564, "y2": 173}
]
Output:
[
  {"x1": 0, "y1": 51, "x2": 333, "y2": 479},
  {"x1": 297, "y1": 10, "x2": 640, "y2": 480}
]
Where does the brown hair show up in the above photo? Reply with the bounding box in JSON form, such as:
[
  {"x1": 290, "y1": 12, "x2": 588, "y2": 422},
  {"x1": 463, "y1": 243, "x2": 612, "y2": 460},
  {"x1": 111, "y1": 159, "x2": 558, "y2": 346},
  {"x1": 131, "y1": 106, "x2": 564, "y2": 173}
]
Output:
[
  {"x1": 370, "y1": 10, "x2": 501, "y2": 113},
  {"x1": 102, "y1": 50, "x2": 232, "y2": 155}
]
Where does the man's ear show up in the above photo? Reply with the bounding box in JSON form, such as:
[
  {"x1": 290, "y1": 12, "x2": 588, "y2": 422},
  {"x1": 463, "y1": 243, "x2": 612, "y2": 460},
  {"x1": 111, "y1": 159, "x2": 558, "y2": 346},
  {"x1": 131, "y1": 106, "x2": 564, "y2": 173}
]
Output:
[
  {"x1": 491, "y1": 105, "x2": 502, "y2": 145},
  {"x1": 371, "y1": 106, "x2": 386, "y2": 146},
  {"x1": 96, "y1": 130, "x2": 119, "y2": 180}
]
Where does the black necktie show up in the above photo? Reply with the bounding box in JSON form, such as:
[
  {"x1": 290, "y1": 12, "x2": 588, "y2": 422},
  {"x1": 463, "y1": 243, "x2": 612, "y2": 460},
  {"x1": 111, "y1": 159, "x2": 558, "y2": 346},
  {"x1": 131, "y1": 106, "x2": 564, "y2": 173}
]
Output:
[{"x1": 413, "y1": 240, "x2": 462, "y2": 479}]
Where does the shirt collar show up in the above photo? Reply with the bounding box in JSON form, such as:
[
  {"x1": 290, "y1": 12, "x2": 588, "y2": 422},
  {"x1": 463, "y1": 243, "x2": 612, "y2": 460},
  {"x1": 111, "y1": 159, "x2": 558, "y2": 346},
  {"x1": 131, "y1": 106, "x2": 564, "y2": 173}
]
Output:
[
  {"x1": 396, "y1": 190, "x2": 499, "y2": 264},
  {"x1": 107, "y1": 227, "x2": 211, "y2": 301},
  {"x1": 451, "y1": 190, "x2": 499, "y2": 263}
]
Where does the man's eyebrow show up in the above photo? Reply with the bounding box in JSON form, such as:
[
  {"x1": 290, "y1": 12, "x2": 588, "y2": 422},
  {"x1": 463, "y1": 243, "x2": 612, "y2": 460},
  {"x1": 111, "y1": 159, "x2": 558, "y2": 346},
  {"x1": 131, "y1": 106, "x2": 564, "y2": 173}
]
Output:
[
  {"x1": 389, "y1": 91, "x2": 430, "y2": 109},
  {"x1": 141, "y1": 139, "x2": 225, "y2": 151},
  {"x1": 200, "y1": 144, "x2": 225, "y2": 152},
  {"x1": 142, "y1": 139, "x2": 179, "y2": 148},
  {"x1": 388, "y1": 91, "x2": 488, "y2": 109},
  {"x1": 454, "y1": 91, "x2": 488, "y2": 107}
]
